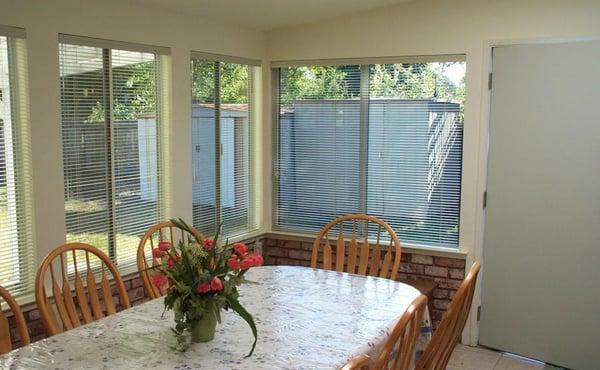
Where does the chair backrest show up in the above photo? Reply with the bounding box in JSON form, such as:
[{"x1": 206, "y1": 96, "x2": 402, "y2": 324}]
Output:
[
  {"x1": 35, "y1": 243, "x2": 131, "y2": 336},
  {"x1": 341, "y1": 354, "x2": 371, "y2": 370},
  {"x1": 0, "y1": 285, "x2": 29, "y2": 354},
  {"x1": 342, "y1": 295, "x2": 428, "y2": 370},
  {"x1": 137, "y1": 220, "x2": 204, "y2": 299},
  {"x1": 311, "y1": 214, "x2": 402, "y2": 280},
  {"x1": 415, "y1": 261, "x2": 481, "y2": 370}
]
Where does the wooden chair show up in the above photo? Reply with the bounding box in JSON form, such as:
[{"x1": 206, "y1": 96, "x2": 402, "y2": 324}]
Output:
[
  {"x1": 311, "y1": 214, "x2": 402, "y2": 280},
  {"x1": 0, "y1": 285, "x2": 30, "y2": 354},
  {"x1": 415, "y1": 261, "x2": 481, "y2": 370},
  {"x1": 35, "y1": 243, "x2": 131, "y2": 336},
  {"x1": 343, "y1": 295, "x2": 428, "y2": 370},
  {"x1": 137, "y1": 220, "x2": 204, "y2": 299},
  {"x1": 342, "y1": 355, "x2": 371, "y2": 370}
]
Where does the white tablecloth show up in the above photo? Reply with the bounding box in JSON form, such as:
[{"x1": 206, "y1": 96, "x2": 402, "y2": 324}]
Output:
[{"x1": 0, "y1": 266, "x2": 432, "y2": 369}]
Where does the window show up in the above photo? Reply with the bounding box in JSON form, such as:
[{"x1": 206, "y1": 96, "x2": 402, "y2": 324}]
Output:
[
  {"x1": 191, "y1": 53, "x2": 258, "y2": 237},
  {"x1": 59, "y1": 35, "x2": 168, "y2": 267},
  {"x1": 275, "y1": 59, "x2": 465, "y2": 248},
  {"x1": 0, "y1": 27, "x2": 34, "y2": 295}
]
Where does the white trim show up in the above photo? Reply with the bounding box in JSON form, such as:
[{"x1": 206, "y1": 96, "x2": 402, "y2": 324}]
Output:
[
  {"x1": 264, "y1": 231, "x2": 468, "y2": 259},
  {"x1": 0, "y1": 25, "x2": 25, "y2": 39},
  {"x1": 59, "y1": 34, "x2": 170, "y2": 55},
  {"x1": 271, "y1": 54, "x2": 465, "y2": 68},
  {"x1": 191, "y1": 50, "x2": 261, "y2": 66}
]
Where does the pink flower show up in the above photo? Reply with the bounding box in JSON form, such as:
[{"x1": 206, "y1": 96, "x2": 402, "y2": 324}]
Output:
[
  {"x1": 210, "y1": 277, "x2": 224, "y2": 291},
  {"x1": 167, "y1": 254, "x2": 181, "y2": 268},
  {"x1": 203, "y1": 239, "x2": 213, "y2": 251},
  {"x1": 233, "y1": 243, "x2": 248, "y2": 256},
  {"x1": 152, "y1": 274, "x2": 167, "y2": 288},
  {"x1": 227, "y1": 256, "x2": 241, "y2": 270},
  {"x1": 240, "y1": 257, "x2": 254, "y2": 269},
  {"x1": 250, "y1": 252, "x2": 264, "y2": 267},
  {"x1": 152, "y1": 248, "x2": 163, "y2": 259},
  {"x1": 158, "y1": 241, "x2": 171, "y2": 252},
  {"x1": 240, "y1": 252, "x2": 264, "y2": 269},
  {"x1": 196, "y1": 283, "x2": 211, "y2": 293}
]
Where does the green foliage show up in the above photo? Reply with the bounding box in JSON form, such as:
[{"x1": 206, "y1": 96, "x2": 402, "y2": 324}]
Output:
[
  {"x1": 280, "y1": 62, "x2": 464, "y2": 104},
  {"x1": 191, "y1": 60, "x2": 249, "y2": 104},
  {"x1": 280, "y1": 65, "x2": 359, "y2": 103},
  {"x1": 86, "y1": 61, "x2": 157, "y2": 122}
]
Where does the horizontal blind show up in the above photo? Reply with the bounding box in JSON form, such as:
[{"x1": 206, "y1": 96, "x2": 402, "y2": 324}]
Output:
[
  {"x1": 112, "y1": 49, "x2": 161, "y2": 266},
  {"x1": 191, "y1": 58, "x2": 256, "y2": 237},
  {"x1": 275, "y1": 61, "x2": 465, "y2": 248},
  {"x1": 191, "y1": 59, "x2": 217, "y2": 236},
  {"x1": 60, "y1": 40, "x2": 162, "y2": 268},
  {"x1": 0, "y1": 32, "x2": 34, "y2": 296},
  {"x1": 276, "y1": 66, "x2": 362, "y2": 232},
  {"x1": 367, "y1": 63, "x2": 464, "y2": 247}
]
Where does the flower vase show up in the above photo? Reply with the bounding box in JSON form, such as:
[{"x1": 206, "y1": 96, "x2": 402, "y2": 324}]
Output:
[{"x1": 189, "y1": 313, "x2": 217, "y2": 343}]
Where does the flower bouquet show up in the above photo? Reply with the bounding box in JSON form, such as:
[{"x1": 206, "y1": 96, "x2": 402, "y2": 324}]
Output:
[{"x1": 150, "y1": 218, "x2": 263, "y2": 356}]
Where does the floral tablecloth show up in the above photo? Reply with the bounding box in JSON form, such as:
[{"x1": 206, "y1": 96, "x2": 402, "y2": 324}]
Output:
[{"x1": 0, "y1": 266, "x2": 432, "y2": 369}]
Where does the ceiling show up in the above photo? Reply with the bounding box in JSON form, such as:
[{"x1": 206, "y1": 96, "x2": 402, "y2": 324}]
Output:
[{"x1": 134, "y1": 0, "x2": 414, "y2": 31}]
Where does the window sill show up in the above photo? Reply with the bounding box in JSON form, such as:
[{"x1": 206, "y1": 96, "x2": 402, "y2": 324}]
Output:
[{"x1": 264, "y1": 230, "x2": 468, "y2": 259}]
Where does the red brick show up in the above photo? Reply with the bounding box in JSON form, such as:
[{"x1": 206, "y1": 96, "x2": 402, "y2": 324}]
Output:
[
  {"x1": 261, "y1": 238, "x2": 278, "y2": 247},
  {"x1": 27, "y1": 309, "x2": 40, "y2": 321},
  {"x1": 127, "y1": 287, "x2": 145, "y2": 302},
  {"x1": 300, "y1": 242, "x2": 314, "y2": 251},
  {"x1": 288, "y1": 249, "x2": 312, "y2": 261},
  {"x1": 424, "y1": 265, "x2": 448, "y2": 278},
  {"x1": 433, "y1": 299, "x2": 450, "y2": 310},
  {"x1": 267, "y1": 247, "x2": 289, "y2": 258},
  {"x1": 28, "y1": 321, "x2": 46, "y2": 338},
  {"x1": 434, "y1": 257, "x2": 465, "y2": 268},
  {"x1": 432, "y1": 289, "x2": 449, "y2": 299},
  {"x1": 449, "y1": 268, "x2": 465, "y2": 280},
  {"x1": 282, "y1": 240, "x2": 302, "y2": 249},
  {"x1": 401, "y1": 253, "x2": 410, "y2": 262},
  {"x1": 130, "y1": 277, "x2": 143, "y2": 289},
  {"x1": 411, "y1": 254, "x2": 434, "y2": 265},
  {"x1": 400, "y1": 263, "x2": 424, "y2": 275},
  {"x1": 430, "y1": 309, "x2": 444, "y2": 323},
  {"x1": 434, "y1": 278, "x2": 462, "y2": 290}
]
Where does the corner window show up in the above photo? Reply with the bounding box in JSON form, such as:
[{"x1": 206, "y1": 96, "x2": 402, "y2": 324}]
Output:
[{"x1": 275, "y1": 59, "x2": 465, "y2": 248}]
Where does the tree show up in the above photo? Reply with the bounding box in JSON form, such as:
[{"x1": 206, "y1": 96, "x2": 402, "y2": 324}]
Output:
[
  {"x1": 191, "y1": 61, "x2": 249, "y2": 104},
  {"x1": 281, "y1": 62, "x2": 464, "y2": 104}
]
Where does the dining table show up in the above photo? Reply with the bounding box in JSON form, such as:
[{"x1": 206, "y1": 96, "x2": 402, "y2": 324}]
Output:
[{"x1": 0, "y1": 265, "x2": 432, "y2": 369}]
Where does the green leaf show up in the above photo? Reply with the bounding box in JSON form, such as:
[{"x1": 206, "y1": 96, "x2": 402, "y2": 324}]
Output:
[{"x1": 225, "y1": 295, "x2": 258, "y2": 357}]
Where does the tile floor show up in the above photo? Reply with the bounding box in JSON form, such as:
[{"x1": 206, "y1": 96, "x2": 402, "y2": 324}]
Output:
[{"x1": 447, "y1": 345, "x2": 563, "y2": 370}]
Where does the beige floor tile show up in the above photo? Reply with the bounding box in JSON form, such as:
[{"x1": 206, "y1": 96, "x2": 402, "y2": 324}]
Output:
[
  {"x1": 447, "y1": 345, "x2": 502, "y2": 370},
  {"x1": 494, "y1": 355, "x2": 545, "y2": 370}
]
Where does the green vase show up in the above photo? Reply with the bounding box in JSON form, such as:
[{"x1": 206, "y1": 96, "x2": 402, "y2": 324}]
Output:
[{"x1": 189, "y1": 313, "x2": 217, "y2": 343}]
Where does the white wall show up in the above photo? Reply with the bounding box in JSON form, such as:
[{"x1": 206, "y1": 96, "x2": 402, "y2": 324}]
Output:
[
  {"x1": 0, "y1": 0, "x2": 266, "y2": 288},
  {"x1": 263, "y1": 0, "x2": 600, "y2": 344}
]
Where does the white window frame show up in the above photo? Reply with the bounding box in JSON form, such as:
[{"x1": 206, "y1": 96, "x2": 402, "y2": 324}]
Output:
[{"x1": 270, "y1": 55, "x2": 467, "y2": 253}]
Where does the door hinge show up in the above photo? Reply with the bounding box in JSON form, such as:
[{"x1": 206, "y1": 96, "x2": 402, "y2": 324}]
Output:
[
  {"x1": 483, "y1": 191, "x2": 488, "y2": 209},
  {"x1": 477, "y1": 305, "x2": 481, "y2": 321},
  {"x1": 488, "y1": 72, "x2": 493, "y2": 90}
]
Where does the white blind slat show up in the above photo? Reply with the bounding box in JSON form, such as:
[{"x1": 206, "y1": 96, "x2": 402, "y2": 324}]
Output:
[
  {"x1": 60, "y1": 39, "x2": 163, "y2": 268},
  {"x1": 0, "y1": 35, "x2": 35, "y2": 296},
  {"x1": 276, "y1": 61, "x2": 465, "y2": 248}
]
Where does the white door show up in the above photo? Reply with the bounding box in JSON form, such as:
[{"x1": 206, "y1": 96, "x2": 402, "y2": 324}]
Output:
[{"x1": 479, "y1": 40, "x2": 600, "y2": 370}]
